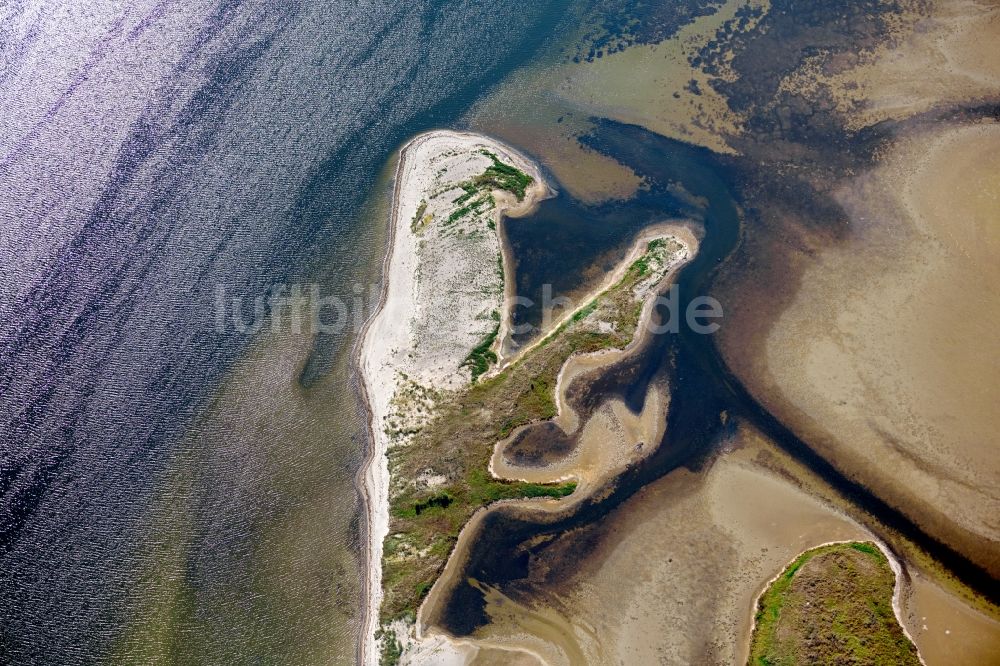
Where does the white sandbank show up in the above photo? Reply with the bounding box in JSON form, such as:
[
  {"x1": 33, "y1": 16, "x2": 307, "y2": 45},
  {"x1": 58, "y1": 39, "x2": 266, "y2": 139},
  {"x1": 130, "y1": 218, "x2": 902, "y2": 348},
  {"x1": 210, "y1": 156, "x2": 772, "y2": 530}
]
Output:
[{"x1": 356, "y1": 130, "x2": 550, "y2": 665}]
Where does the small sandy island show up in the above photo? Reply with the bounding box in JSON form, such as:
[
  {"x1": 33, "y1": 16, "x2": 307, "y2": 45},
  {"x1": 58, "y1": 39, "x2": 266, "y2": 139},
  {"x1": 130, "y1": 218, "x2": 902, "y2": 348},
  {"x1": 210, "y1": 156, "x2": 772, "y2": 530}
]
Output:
[{"x1": 357, "y1": 130, "x2": 549, "y2": 665}]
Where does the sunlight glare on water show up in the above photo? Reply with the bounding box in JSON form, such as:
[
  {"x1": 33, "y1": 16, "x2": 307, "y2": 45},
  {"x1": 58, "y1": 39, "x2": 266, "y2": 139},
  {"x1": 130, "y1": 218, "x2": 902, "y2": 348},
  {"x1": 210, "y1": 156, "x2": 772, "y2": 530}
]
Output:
[{"x1": 0, "y1": 0, "x2": 575, "y2": 660}]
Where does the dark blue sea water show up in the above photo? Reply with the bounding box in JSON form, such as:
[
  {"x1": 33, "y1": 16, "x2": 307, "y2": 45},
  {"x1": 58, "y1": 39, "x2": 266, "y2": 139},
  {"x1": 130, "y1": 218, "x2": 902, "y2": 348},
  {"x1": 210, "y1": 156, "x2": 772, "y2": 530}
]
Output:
[{"x1": 0, "y1": 1, "x2": 583, "y2": 661}]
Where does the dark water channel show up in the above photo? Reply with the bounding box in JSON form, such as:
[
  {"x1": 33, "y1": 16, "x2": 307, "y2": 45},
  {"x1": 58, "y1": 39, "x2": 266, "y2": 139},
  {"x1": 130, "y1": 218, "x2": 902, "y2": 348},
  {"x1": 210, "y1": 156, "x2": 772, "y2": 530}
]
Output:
[{"x1": 440, "y1": 120, "x2": 1000, "y2": 635}]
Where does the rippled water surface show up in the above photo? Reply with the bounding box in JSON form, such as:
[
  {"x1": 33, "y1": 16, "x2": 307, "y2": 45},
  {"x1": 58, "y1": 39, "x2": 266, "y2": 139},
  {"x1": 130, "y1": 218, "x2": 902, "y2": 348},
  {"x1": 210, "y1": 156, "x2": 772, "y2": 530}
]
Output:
[{"x1": 0, "y1": 1, "x2": 582, "y2": 660}]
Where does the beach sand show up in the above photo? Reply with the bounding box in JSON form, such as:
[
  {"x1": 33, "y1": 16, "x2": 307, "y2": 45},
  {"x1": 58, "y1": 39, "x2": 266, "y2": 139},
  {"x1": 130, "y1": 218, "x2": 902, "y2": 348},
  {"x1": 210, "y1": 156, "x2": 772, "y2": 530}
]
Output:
[{"x1": 356, "y1": 130, "x2": 550, "y2": 664}]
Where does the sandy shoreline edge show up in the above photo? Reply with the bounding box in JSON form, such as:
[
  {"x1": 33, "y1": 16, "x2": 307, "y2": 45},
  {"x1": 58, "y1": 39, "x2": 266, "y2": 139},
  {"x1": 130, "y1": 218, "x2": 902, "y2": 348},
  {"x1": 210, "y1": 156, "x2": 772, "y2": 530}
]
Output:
[
  {"x1": 353, "y1": 135, "x2": 407, "y2": 666},
  {"x1": 354, "y1": 130, "x2": 551, "y2": 665}
]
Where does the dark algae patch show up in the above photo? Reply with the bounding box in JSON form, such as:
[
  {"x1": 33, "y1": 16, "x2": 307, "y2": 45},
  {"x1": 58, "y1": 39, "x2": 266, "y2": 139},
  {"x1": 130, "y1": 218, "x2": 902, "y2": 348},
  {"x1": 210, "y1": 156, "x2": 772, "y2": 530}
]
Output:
[
  {"x1": 502, "y1": 421, "x2": 577, "y2": 468},
  {"x1": 569, "y1": 0, "x2": 728, "y2": 62},
  {"x1": 691, "y1": 0, "x2": 926, "y2": 162},
  {"x1": 748, "y1": 542, "x2": 920, "y2": 666}
]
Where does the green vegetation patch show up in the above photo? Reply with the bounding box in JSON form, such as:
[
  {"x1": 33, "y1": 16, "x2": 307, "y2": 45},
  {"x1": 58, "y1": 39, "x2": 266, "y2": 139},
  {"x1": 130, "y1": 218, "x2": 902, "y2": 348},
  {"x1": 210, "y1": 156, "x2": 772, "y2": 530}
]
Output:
[
  {"x1": 446, "y1": 204, "x2": 473, "y2": 224},
  {"x1": 461, "y1": 317, "x2": 500, "y2": 382},
  {"x1": 435, "y1": 151, "x2": 532, "y2": 236},
  {"x1": 410, "y1": 200, "x2": 428, "y2": 232},
  {"x1": 572, "y1": 300, "x2": 598, "y2": 323},
  {"x1": 629, "y1": 238, "x2": 673, "y2": 277},
  {"x1": 473, "y1": 149, "x2": 534, "y2": 201},
  {"x1": 375, "y1": 626, "x2": 402, "y2": 666},
  {"x1": 748, "y1": 541, "x2": 920, "y2": 666},
  {"x1": 452, "y1": 182, "x2": 478, "y2": 206}
]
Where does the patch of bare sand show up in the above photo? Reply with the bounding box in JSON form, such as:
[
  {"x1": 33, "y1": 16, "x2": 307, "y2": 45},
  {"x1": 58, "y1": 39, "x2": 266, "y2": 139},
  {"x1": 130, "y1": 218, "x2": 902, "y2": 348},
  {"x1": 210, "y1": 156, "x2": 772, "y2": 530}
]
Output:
[
  {"x1": 750, "y1": 122, "x2": 1000, "y2": 571},
  {"x1": 469, "y1": 647, "x2": 543, "y2": 666}
]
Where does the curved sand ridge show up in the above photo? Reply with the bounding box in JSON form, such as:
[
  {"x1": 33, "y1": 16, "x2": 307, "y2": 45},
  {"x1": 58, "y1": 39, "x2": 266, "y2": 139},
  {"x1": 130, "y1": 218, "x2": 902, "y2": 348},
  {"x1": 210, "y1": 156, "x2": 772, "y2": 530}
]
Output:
[
  {"x1": 489, "y1": 223, "x2": 700, "y2": 491},
  {"x1": 357, "y1": 130, "x2": 550, "y2": 665},
  {"x1": 440, "y1": 426, "x2": 884, "y2": 665}
]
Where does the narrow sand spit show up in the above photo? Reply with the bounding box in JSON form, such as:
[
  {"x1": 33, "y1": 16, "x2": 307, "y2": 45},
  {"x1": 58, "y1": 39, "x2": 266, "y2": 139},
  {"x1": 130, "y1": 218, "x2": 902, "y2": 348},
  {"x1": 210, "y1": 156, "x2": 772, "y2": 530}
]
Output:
[
  {"x1": 488, "y1": 223, "x2": 700, "y2": 491},
  {"x1": 492, "y1": 222, "x2": 699, "y2": 376},
  {"x1": 356, "y1": 130, "x2": 550, "y2": 665}
]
